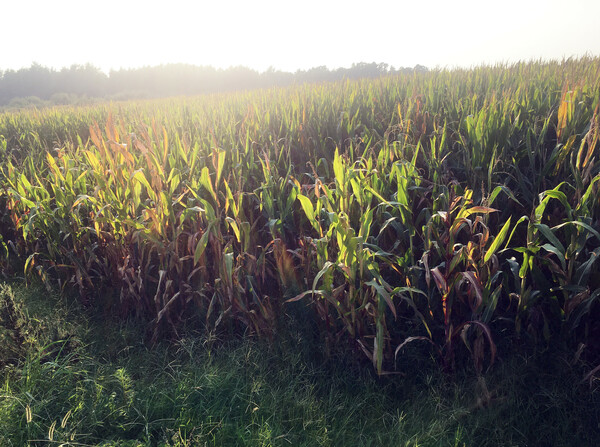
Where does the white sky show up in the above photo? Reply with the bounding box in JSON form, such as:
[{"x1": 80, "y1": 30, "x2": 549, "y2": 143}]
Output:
[{"x1": 1, "y1": 0, "x2": 599, "y2": 73}]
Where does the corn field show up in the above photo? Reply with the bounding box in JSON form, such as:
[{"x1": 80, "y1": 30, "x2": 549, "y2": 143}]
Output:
[{"x1": 1, "y1": 58, "x2": 599, "y2": 374}]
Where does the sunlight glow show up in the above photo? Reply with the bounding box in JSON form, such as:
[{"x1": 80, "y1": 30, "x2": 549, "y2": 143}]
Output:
[{"x1": 2, "y1": 0, "x2": 599, "y2": 72}]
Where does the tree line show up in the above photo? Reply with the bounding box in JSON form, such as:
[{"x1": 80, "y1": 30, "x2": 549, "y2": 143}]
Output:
[{"x1": 0, "y1": 62, "x2": 428, "y2": 107}]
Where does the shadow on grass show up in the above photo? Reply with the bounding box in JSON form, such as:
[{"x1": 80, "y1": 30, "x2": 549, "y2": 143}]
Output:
[{"x1": 0, "y1": 280, "x2": 598, "y2": 446}]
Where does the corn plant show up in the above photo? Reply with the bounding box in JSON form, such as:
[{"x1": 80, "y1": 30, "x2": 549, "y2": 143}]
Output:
[
  {"x1": 1, "y1": 57, "x2": 599, "y2": 373},
  {"x1": 406, "y1": 187, "x2": 511, "y2": 372}
]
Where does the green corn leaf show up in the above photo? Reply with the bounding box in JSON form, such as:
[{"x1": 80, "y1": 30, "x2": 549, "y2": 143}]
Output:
[
  {"x1": 46, "y1": 152, "x2": 65, "y2": 182},
  {"x1": 488, "y1": 185, "x2": 523, "y2": 207},
  {"x1": 333, "y1": 149, "x2": 344, "y2": 192},
  {"x1": 194, "y1": 224, "x2": 212, "y2": 265},
  {"x1": 24, "y1": 252, "x2": 38, "y2": 276},
  {"x1": 18, "y1": 174, "x2": 33, "y2": 196},
  {"x1": 535, "y1": 183, "x2": 572, "y2": 222},
  {"x1": 375, "y1": 321, "x2": 384, "y2": 374},
  {"x1": 71, "y1": 194, "x2": 97, "y2": 209},
  {"x1": 10, "y1": 188, "x2": 37, "y2": 208},
  {"x1": 359, "y1": 208, "x2": 374, "y2": 240},
  {"x1": 534, "y1": 223, "x2": 565, "y2": 256},
  {"x1": 226, "y1": 217, "x2": 241, "y2": 243},
  {"x1": 552, "y1": 220, "x2": 600, "y2": 244},
  {"x1": 448, "y1": 248, "x2": 465, "y2": 275},
  {"x1": 223, "y1": 180, "x2": 238, "y2": 216},
  {"x1": 574, "y1": 247, "x2": 600, "y2": 286},
  {"x1": 169, "y1": 172, "x2": 181, "y2": 195},
  {"x1": 215, "y1": 149, "x2": 226, "y2": 187},
  {"x1": 132, "y1": 170, "x2": 156, "y2": 201},
  {"x1": 312, "y1": 261, "x2": 336, "y2": 294},
  {"x1": 366, "y1": 279, "x2": 397, "y2": 318},
  {"x1": 484, "y1": 217, "x2": 512, "y2": 263},
  {"x1": 503, "y1": 215, "x2": 529, "y2": 252},
  {"x1": 458, "y1": 206, "x2": 498, "y2": 219},
  {"x1": 199, "y1": 198, "x2": 216, "y2": 222},
  {"x1": 350, "y1": 178, "x2": 362, "y2": 205},
  {"x1": 577, "y1": 174, "x2": 600, "y2": 214},
  {"x1": 284, "y1": 186, "x2": 298, "y2": 216},
  {"x1": 540, "y1": 243, "x2": 566, "y2": 270},
  {"x1": 297, "y1": 193, "x2": 320, "y2": 232},
  {"x1": 481, "y1": 285, "x2": 502, "y2": 324},
  {"x1": 224, "y1": 251, "x2": 233, "y2": 281},
  {"x1": 519, "y1": 252, "x2": 530, "y2": 278},
  {"x1": 200, "y1": 166, "x2": 217, "y2": 203},
  {"x1": 84, "y1": 150, "x2": 102, "y2": 172}
]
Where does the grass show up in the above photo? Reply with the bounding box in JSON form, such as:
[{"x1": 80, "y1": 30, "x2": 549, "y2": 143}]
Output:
[{"x1": 1, "y1": 280, "x2": 599, "y2": 446}]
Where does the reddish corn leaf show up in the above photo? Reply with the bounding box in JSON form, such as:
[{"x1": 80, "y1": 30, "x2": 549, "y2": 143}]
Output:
[
  {"x1": 453, "y1": 321, "x2": 497, "y2": 368},
  {"x1": 460, "y1": 271, "x2": 483, "y2": 311},
  {"x1": 449, "y1": 217, "x2": 472, "y2": 241},
  {"x1": 431, "y1": 267, "x2": 447, "y2": 294}
]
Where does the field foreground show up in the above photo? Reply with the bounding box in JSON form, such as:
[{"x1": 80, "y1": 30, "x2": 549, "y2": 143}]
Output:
[{"x1": 1, "y1": 281, "x2": 599, "y2": 446}]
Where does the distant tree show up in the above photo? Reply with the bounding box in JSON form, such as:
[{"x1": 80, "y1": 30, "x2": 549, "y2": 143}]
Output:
[
  {"x1": 8, "y1": 96, "x2": 46, "y2": 109},
  {"x1": 57, "y1": 64, "x2": 108, "y2": 96},
  {"x1": 0, "y1": 61, "x2": 427, "y2": 106},
  {"x1": 296, "y1": 66, "x2": 334, "y2": 83},
  {"x1": 261, "y1": 66, "x2": 294, "y2": 87}
]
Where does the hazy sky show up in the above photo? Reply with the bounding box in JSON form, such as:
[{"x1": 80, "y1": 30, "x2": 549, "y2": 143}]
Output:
[{"x1": 2, "y1": 0, "x2": 599, "y2": 73}]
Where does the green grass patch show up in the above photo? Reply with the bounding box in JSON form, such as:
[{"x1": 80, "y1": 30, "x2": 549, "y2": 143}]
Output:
[{"x1": 1, "y1": 281, "x2": 599, "y2": 446}]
